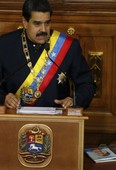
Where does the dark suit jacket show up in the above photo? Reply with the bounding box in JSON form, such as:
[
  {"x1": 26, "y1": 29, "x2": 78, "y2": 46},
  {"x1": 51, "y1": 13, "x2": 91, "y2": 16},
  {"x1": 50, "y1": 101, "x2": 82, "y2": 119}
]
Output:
[{"x1": 0, "y1": 29, "x2": 96, "y2": 108}]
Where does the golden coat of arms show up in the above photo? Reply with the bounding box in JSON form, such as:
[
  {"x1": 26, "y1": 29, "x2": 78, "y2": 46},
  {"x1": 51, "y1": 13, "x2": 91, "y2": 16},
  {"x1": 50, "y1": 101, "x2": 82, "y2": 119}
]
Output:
[{"x1": 18, "y1": 124, "x2": 53, "y2": 168}]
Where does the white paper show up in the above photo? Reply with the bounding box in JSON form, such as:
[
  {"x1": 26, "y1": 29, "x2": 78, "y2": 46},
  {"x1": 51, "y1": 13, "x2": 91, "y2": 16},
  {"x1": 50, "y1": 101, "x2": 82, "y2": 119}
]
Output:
[{"x1": 16, "y1": 106, "x2": 63, "y2": 115}]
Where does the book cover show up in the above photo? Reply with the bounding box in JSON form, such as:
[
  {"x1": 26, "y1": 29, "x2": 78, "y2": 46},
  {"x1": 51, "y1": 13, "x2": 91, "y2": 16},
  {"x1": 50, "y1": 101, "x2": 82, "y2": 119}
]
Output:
[{"x1": 85, "y1": 146, "x2": 116, "y2": 163}]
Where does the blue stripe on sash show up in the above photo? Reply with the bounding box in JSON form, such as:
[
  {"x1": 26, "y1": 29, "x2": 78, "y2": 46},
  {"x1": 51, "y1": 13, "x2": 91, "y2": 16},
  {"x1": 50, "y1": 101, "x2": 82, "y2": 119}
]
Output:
[{"x1": 31, "y1": 33, "x2": 67, "y2": 90}]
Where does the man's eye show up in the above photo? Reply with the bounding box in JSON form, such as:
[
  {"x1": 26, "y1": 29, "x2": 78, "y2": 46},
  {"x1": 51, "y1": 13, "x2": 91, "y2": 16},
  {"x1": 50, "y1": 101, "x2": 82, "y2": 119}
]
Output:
[
  {"x1": 45, "y1": 21, "x2": 51, "y2": 25},
  {"x1": 34, "y1": 22, "x2": 41, "y2": 26}
]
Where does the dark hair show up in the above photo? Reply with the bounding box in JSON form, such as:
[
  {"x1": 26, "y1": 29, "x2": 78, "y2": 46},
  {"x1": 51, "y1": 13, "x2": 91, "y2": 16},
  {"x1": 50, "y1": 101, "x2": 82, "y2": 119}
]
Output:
[{"x1": 22, "y1": 0, "x2": 53, "y2": 21}]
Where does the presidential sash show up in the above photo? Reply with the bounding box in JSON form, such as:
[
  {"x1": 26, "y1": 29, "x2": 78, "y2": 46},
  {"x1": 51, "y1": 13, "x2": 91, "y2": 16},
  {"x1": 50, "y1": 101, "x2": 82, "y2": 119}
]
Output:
[{"x1": 16, "y1": 30, "x2": 73, "y2": 106}]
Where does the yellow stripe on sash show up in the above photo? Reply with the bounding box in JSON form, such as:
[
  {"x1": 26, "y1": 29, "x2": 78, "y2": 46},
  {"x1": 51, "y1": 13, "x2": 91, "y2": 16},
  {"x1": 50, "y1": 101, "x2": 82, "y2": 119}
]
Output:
[{"x1": 16, "y1": 30, "x2": 60, "y2": 97}]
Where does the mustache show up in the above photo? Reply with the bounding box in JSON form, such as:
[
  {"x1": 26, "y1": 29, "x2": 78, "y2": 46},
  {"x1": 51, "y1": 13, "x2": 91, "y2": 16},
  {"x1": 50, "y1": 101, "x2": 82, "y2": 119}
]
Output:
[{"x1": 36, "y1": 32, "x2": 48, "y2": 37}]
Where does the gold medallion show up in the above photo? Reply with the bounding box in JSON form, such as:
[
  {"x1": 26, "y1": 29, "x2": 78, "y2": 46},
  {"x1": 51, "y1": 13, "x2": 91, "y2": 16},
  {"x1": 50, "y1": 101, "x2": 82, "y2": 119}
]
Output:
[
  {"x1": 34, "y1": 90, "x2": 41, "y2": 98},
  {"x1": 20, "y1": 86, "x2": 36, "y2": 104}
]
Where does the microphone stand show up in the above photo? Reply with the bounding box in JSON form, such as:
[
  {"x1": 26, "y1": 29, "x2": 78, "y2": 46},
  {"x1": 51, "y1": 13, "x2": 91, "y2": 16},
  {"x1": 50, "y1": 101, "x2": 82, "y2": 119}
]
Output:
[{"x1": 72, "y1": 81, "x2": 76, "y2": 107}]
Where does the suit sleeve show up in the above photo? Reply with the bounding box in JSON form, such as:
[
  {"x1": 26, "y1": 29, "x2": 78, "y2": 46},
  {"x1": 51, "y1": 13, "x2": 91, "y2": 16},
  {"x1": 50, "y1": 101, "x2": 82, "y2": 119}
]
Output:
[{"x1": 69, "y1": 39, "x2": 96, "y2": 109}]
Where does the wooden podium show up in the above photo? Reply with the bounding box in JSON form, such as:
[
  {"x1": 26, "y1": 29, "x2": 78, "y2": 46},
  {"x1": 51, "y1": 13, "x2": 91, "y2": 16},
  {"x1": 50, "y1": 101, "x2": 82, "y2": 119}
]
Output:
[{"x1": 0, "y1": 107, "x2": 88, "y2": 170}]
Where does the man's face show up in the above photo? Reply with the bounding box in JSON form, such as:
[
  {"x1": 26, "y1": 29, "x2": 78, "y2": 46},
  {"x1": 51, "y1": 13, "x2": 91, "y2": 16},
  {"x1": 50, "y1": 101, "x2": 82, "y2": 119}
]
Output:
[{"x1": 23, "y1": 11, "x2": 51, "y2": 44}]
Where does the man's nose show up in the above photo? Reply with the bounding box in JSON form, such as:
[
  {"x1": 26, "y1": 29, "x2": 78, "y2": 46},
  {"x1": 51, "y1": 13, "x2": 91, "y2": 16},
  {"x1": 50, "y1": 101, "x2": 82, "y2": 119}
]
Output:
[{"x1": 41, "y1": 24, "x2": 46, "y2": 32}]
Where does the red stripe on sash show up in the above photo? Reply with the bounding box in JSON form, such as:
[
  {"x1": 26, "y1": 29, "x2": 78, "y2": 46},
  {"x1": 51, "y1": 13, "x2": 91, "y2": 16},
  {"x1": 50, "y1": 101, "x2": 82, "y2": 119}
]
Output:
[
  {"x1": 40, "y1": 36, "x2": 73, "y2": 92},
  {"x1": 31, "y1": 36, "x2": 73, "y2": 106}
]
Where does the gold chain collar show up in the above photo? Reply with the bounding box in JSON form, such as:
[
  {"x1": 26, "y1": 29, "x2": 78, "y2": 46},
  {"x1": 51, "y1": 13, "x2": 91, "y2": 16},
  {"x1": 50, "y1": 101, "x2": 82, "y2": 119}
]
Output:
[{"x1": 21, "y1": 29, "x2": 35, "y2": 75}]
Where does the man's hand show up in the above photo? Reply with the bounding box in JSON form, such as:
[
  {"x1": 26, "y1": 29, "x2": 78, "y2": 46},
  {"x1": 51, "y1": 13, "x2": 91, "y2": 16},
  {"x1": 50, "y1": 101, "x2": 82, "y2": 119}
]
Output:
[
  {"x1": 54, "y1": 97, "x2": 73, "y2": 108},
  {"x1": 5, "y1": 93, "x2": 20, "y2": 109}
]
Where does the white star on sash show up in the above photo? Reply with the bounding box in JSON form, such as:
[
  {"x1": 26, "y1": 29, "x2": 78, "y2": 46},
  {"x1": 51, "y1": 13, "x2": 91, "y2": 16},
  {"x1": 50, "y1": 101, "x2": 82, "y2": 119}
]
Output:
[
  {"x1": 46, "y1": 60, "x2": 52, "y2": 65},
  {"x1": 51, "y1": 52, "x2": 56, "y2": 58}
]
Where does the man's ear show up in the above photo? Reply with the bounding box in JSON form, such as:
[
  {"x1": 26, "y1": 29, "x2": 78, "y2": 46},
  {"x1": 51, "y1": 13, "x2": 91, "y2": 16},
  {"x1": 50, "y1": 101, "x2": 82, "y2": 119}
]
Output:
[{"x1": 22, "y1": 17, "x2": 28, "y2": 29}]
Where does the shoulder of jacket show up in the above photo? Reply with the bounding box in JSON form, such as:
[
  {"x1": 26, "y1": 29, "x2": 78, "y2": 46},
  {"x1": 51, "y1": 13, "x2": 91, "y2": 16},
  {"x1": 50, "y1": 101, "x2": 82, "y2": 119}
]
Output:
[{"x1": 0, "y1": 29, "x2": 22, "y2": 40}]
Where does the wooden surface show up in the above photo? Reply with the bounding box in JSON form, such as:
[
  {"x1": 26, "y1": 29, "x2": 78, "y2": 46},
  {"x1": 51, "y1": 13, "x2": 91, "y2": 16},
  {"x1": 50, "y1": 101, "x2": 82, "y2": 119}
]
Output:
[{"x1": 0, "y1": 108, "x2": 87, "y2": 170}]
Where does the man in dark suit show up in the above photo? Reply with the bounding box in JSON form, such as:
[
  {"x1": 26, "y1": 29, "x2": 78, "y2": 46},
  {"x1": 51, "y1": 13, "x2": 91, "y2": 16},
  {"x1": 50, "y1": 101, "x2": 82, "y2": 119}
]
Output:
[{"x1": 0, "y1": 0, "x2": 96, "y2": 109}]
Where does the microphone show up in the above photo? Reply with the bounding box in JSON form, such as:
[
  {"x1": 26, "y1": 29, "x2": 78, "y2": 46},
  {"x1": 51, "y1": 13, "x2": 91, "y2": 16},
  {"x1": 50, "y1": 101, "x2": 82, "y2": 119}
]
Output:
[
  {"x1": 44, "y1": 42, "x2": 76, "y2": 107},
  {"x1": 44, "y1": 42, "x2": 50, "y2": 52},
  {"x1": 44, "y1": 42, "x2": 64, "y2": 73},
  {"x1": 0, "y1": 60, "x2": 31, "y2": 87}
]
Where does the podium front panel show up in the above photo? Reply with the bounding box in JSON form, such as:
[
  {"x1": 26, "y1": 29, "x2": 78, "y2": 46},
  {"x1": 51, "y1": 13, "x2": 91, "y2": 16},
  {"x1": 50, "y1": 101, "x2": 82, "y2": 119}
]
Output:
[{"x1": 0, "y1": 112, "x2": 87, "y2": 170}]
